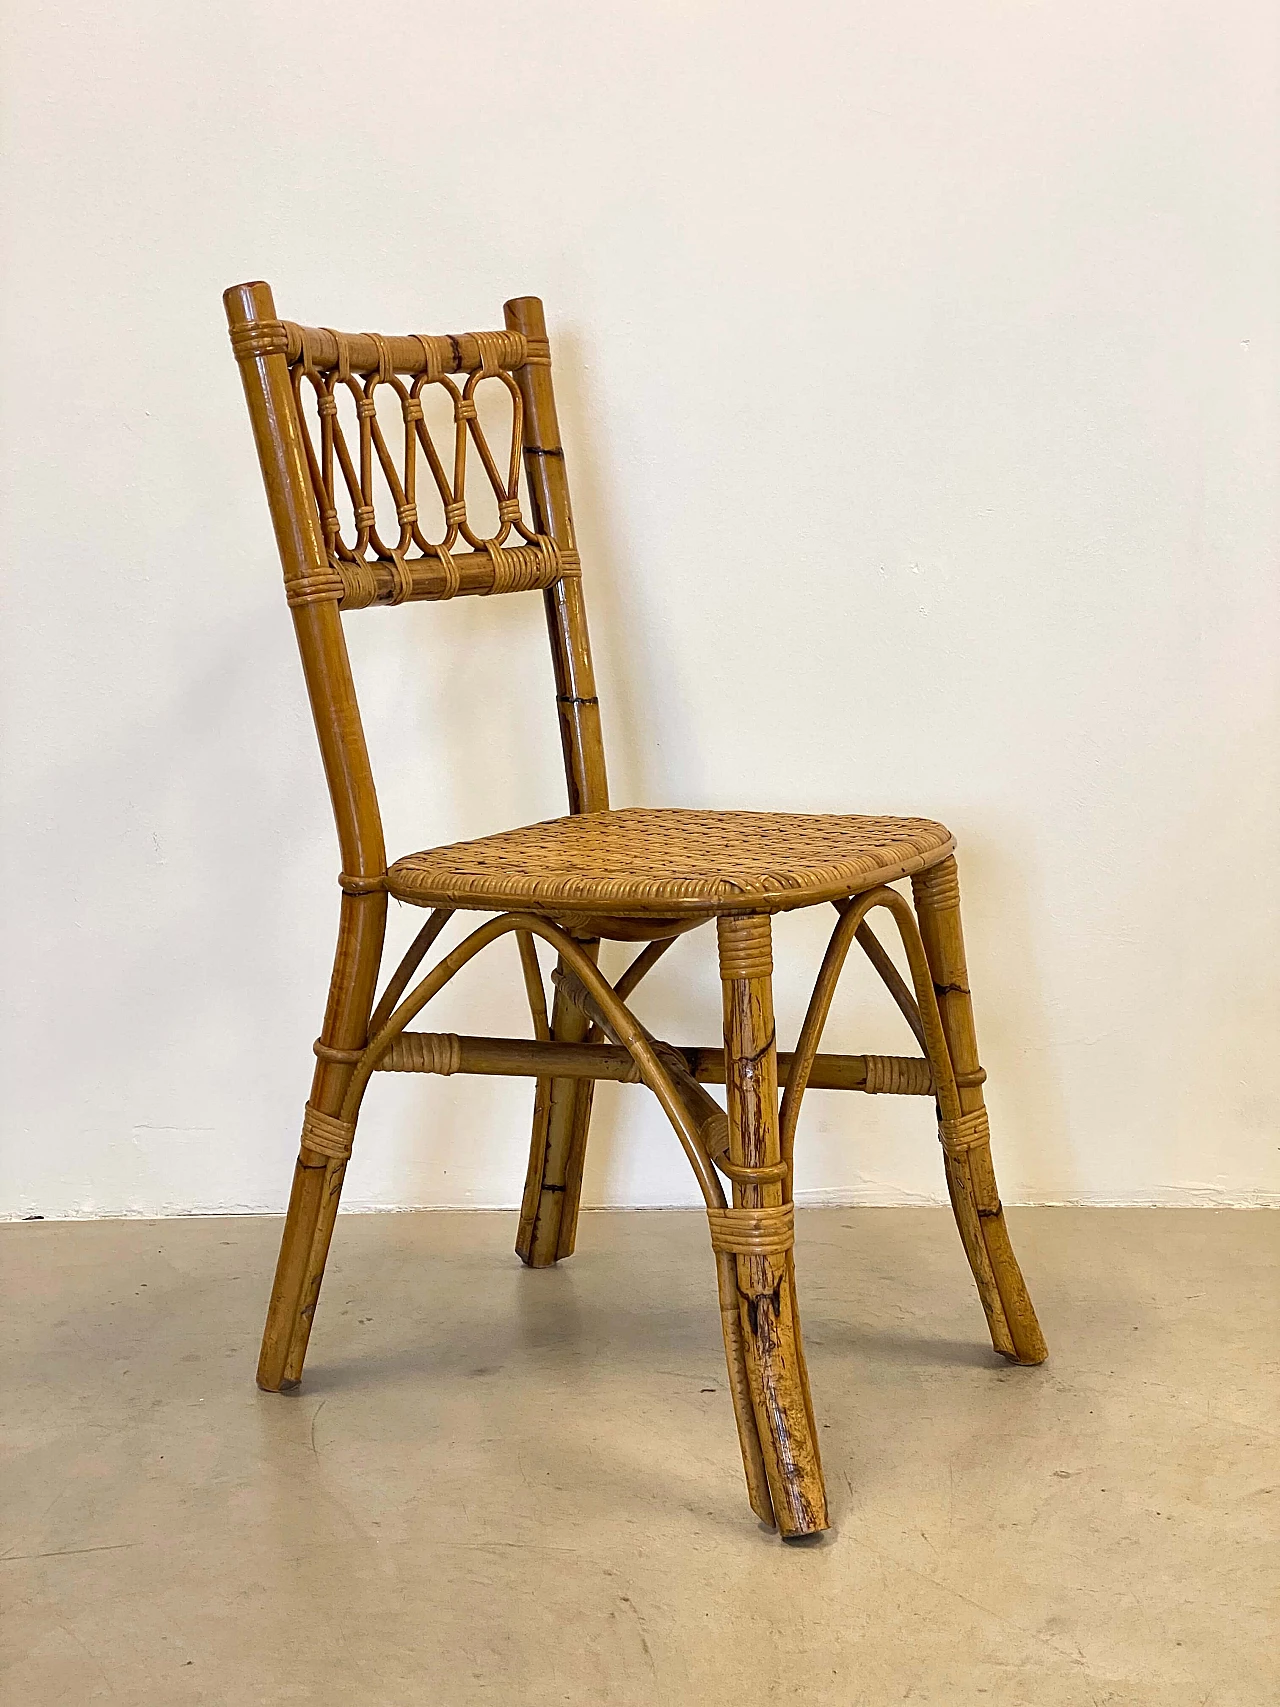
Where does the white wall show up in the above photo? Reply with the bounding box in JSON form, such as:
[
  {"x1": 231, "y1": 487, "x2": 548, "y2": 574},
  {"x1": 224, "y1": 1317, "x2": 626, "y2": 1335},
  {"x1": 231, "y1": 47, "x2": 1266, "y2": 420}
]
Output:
[{"x1": 2, "y1": 2, "x2": 1277, "y2": 1218}]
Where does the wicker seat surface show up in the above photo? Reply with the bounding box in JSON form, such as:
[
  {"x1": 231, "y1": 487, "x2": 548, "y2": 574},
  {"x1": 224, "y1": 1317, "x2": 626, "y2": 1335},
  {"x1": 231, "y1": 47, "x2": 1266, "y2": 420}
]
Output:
[{"x1": 387, "y1": 807, "x2": 955, "y2": 916}]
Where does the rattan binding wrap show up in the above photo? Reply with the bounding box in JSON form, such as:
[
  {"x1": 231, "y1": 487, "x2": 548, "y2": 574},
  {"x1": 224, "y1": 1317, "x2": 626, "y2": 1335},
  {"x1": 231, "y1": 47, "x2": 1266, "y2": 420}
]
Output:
[
  {"x1": 299, "y1": 1104, "x2": 355, "y2": 1162},
  {"x1": 938, "y1": 1107, "x2": 992, "y2": 1156},
  {"x1": 863, "y1": 1053, "x2": 935, "y2": 1095},
  {"x1": 706, "y1": 1203, "x2": 795, "y2": 1260},
  {"x1": 377, "y1": 1032, "x2": 463, "y2": 1076}
]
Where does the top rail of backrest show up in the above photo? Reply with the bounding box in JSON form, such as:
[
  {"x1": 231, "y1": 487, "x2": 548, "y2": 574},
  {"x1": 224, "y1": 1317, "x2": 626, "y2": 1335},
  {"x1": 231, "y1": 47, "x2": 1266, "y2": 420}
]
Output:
[
  {"x1": 282, "y1": 322, "x2": 548, "y2": 377},
  {"x1": 227, "y1": 316, "x2": 548, "y2": 378}
]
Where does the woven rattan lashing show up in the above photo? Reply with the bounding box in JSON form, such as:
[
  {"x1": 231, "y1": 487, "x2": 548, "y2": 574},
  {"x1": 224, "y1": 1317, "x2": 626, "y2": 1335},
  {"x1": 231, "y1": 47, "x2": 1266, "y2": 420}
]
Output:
[{"x1": 225, "y1": 279, "x2": 1047, "y2": 1542}]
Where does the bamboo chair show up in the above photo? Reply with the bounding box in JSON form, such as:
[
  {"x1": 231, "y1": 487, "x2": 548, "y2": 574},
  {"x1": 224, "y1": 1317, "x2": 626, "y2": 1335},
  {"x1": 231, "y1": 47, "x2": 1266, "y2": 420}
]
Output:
[{"x1": 224, "y1": 280, "x2": 1047, "y2": 1539}]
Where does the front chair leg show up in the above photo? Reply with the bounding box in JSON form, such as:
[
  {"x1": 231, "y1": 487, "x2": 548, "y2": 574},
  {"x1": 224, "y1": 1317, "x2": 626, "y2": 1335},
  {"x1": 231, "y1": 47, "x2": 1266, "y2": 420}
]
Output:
[
  {"x1": 257, "y1": 893, "x2": 385, "y2": 1391},
  {"x1": 911, "y1": 858, "x2": 1047, "y2": 1365},
  {"x1": 258, "y1": 1128, "x2": 353, "y2": 1391},
  {"x1": 715, "y1": 913, "x2": 828, "y2": 1537}
]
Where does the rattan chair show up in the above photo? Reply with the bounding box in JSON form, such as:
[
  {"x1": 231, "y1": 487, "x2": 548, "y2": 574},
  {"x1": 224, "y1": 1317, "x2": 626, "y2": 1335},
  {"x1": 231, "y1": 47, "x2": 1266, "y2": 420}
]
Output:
[{"x1": 224, "y1": 281, "x2": 1046, "y2": 1539}]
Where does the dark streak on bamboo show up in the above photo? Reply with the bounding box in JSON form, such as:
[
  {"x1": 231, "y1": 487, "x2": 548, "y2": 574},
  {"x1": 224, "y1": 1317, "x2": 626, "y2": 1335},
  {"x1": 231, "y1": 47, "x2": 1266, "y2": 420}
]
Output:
[{"x1": 718, "y1": 913, "x2": 828, "y2": 1536}]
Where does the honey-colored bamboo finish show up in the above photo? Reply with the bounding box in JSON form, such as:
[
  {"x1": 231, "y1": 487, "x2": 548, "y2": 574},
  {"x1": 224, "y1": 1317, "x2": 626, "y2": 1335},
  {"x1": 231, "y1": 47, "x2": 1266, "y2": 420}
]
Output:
[{"x1": 225, "y1": 280, "x2": 1046, "y2": 1540}]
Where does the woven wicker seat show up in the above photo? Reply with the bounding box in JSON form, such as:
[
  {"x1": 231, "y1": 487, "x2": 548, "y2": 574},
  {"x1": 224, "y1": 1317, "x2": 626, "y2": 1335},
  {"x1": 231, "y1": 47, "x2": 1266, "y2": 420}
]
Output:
[
  {"x1": 388, "y1": 808, "x2": 955, "y2": 917},
  {"x1": 226, "y1": 282, "x2": 1046, "y2": 1543}
]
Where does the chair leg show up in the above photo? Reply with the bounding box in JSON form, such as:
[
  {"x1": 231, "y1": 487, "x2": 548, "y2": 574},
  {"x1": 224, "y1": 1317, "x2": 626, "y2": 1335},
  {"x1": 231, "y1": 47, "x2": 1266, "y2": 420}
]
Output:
[
  {"x1": 258, "y1": 1142, "x2": 351, "y2": 1390},
  {"x1": 716, "y1": 914, "x2": 829, "y2": 1537},
  {"x1": 911, "y1": 858, "x2": 1047, "y2": 1365},
  {"x1": 257, "y1": 895, "x2": 385, "y2": 1391},
  {"x1": 516, "y1": 948, "x2": 599, "y2": 1267}
]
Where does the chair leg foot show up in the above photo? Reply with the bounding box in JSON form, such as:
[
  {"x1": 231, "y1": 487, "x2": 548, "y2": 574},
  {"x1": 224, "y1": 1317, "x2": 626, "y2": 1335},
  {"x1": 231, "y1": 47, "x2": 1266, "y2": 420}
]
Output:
[
  {"x1": 257, "y1": 1142, "x2": 350, "y2": 1391},
  {"x1": 941, "y1": 1142, "x2": 1046, "y2": 1363},
  {"x1": 912, "y1": 859, "x2": 1047, "y2": 1367},
  {"x1": 715, "y1": 1251, "x2": 775, "y2": 1526},
  {"x1": 734, "y1": 1249, "x2": 828, "y2": 1535}
]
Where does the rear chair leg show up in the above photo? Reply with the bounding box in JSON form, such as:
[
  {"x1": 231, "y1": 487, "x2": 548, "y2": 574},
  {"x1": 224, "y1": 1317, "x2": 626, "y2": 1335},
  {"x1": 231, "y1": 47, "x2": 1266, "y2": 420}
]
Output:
[
  {"x1": 715, "y1": 913, "x2": 828, "y2": 1537},
  {"x1": 911, "y1": 858, "x2": 1047, "y2": 1365},
  {"x1": 516, "y1": 945, "x2": 600, "y2": 1266}
]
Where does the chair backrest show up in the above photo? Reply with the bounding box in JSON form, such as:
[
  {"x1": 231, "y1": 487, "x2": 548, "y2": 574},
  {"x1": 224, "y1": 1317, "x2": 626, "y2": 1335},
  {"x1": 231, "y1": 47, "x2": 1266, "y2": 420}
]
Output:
[{"x1": 224, "y1": 281, "x2": 609, "y2": 886}]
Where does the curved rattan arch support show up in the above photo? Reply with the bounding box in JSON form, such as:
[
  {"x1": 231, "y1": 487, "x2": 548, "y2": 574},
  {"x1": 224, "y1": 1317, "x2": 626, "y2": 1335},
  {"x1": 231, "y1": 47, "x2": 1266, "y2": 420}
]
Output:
[
  {"x1": 777, "y1": 880, "x2": 1045, "y2": 1367},
  {"x1": 365, "y1": 908, "x2": 454, "y2": 1039},
  {"x1": 326, "y1": 909, "x2": 783, "y2": 1517},
  {"x1": 338, "y1": 910, "x2": 727, "y2": 1211},
  {"x1": 779, "y1": 886, "x2": 962, "y2": 1176}
]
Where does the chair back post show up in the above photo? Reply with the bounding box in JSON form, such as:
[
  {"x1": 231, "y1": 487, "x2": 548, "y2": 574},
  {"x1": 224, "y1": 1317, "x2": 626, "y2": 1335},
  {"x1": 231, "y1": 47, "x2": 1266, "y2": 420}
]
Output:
[
  {"x1": 504, "y1": 296, "x2": 610, "y2": 815},
  {"x1": 223, "y1": 281, "x2": 387, "y2": 886}
]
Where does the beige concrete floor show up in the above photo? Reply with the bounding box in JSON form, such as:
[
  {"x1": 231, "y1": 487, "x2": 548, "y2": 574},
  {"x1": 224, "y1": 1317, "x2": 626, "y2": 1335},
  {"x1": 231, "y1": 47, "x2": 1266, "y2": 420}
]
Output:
[{"x1": 1, "y1": 1208, "x2": 1276, "y2": 1706}]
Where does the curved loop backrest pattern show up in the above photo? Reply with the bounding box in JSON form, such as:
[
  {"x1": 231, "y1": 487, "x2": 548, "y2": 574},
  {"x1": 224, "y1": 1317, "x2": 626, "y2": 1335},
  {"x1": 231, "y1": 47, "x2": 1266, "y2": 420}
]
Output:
[
  {"x1": 253, "y1": 313, "x2": 576, "y2": 612},
  {"x1": 291, "y1": 320, "x2": 542, "y2": 578}
]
